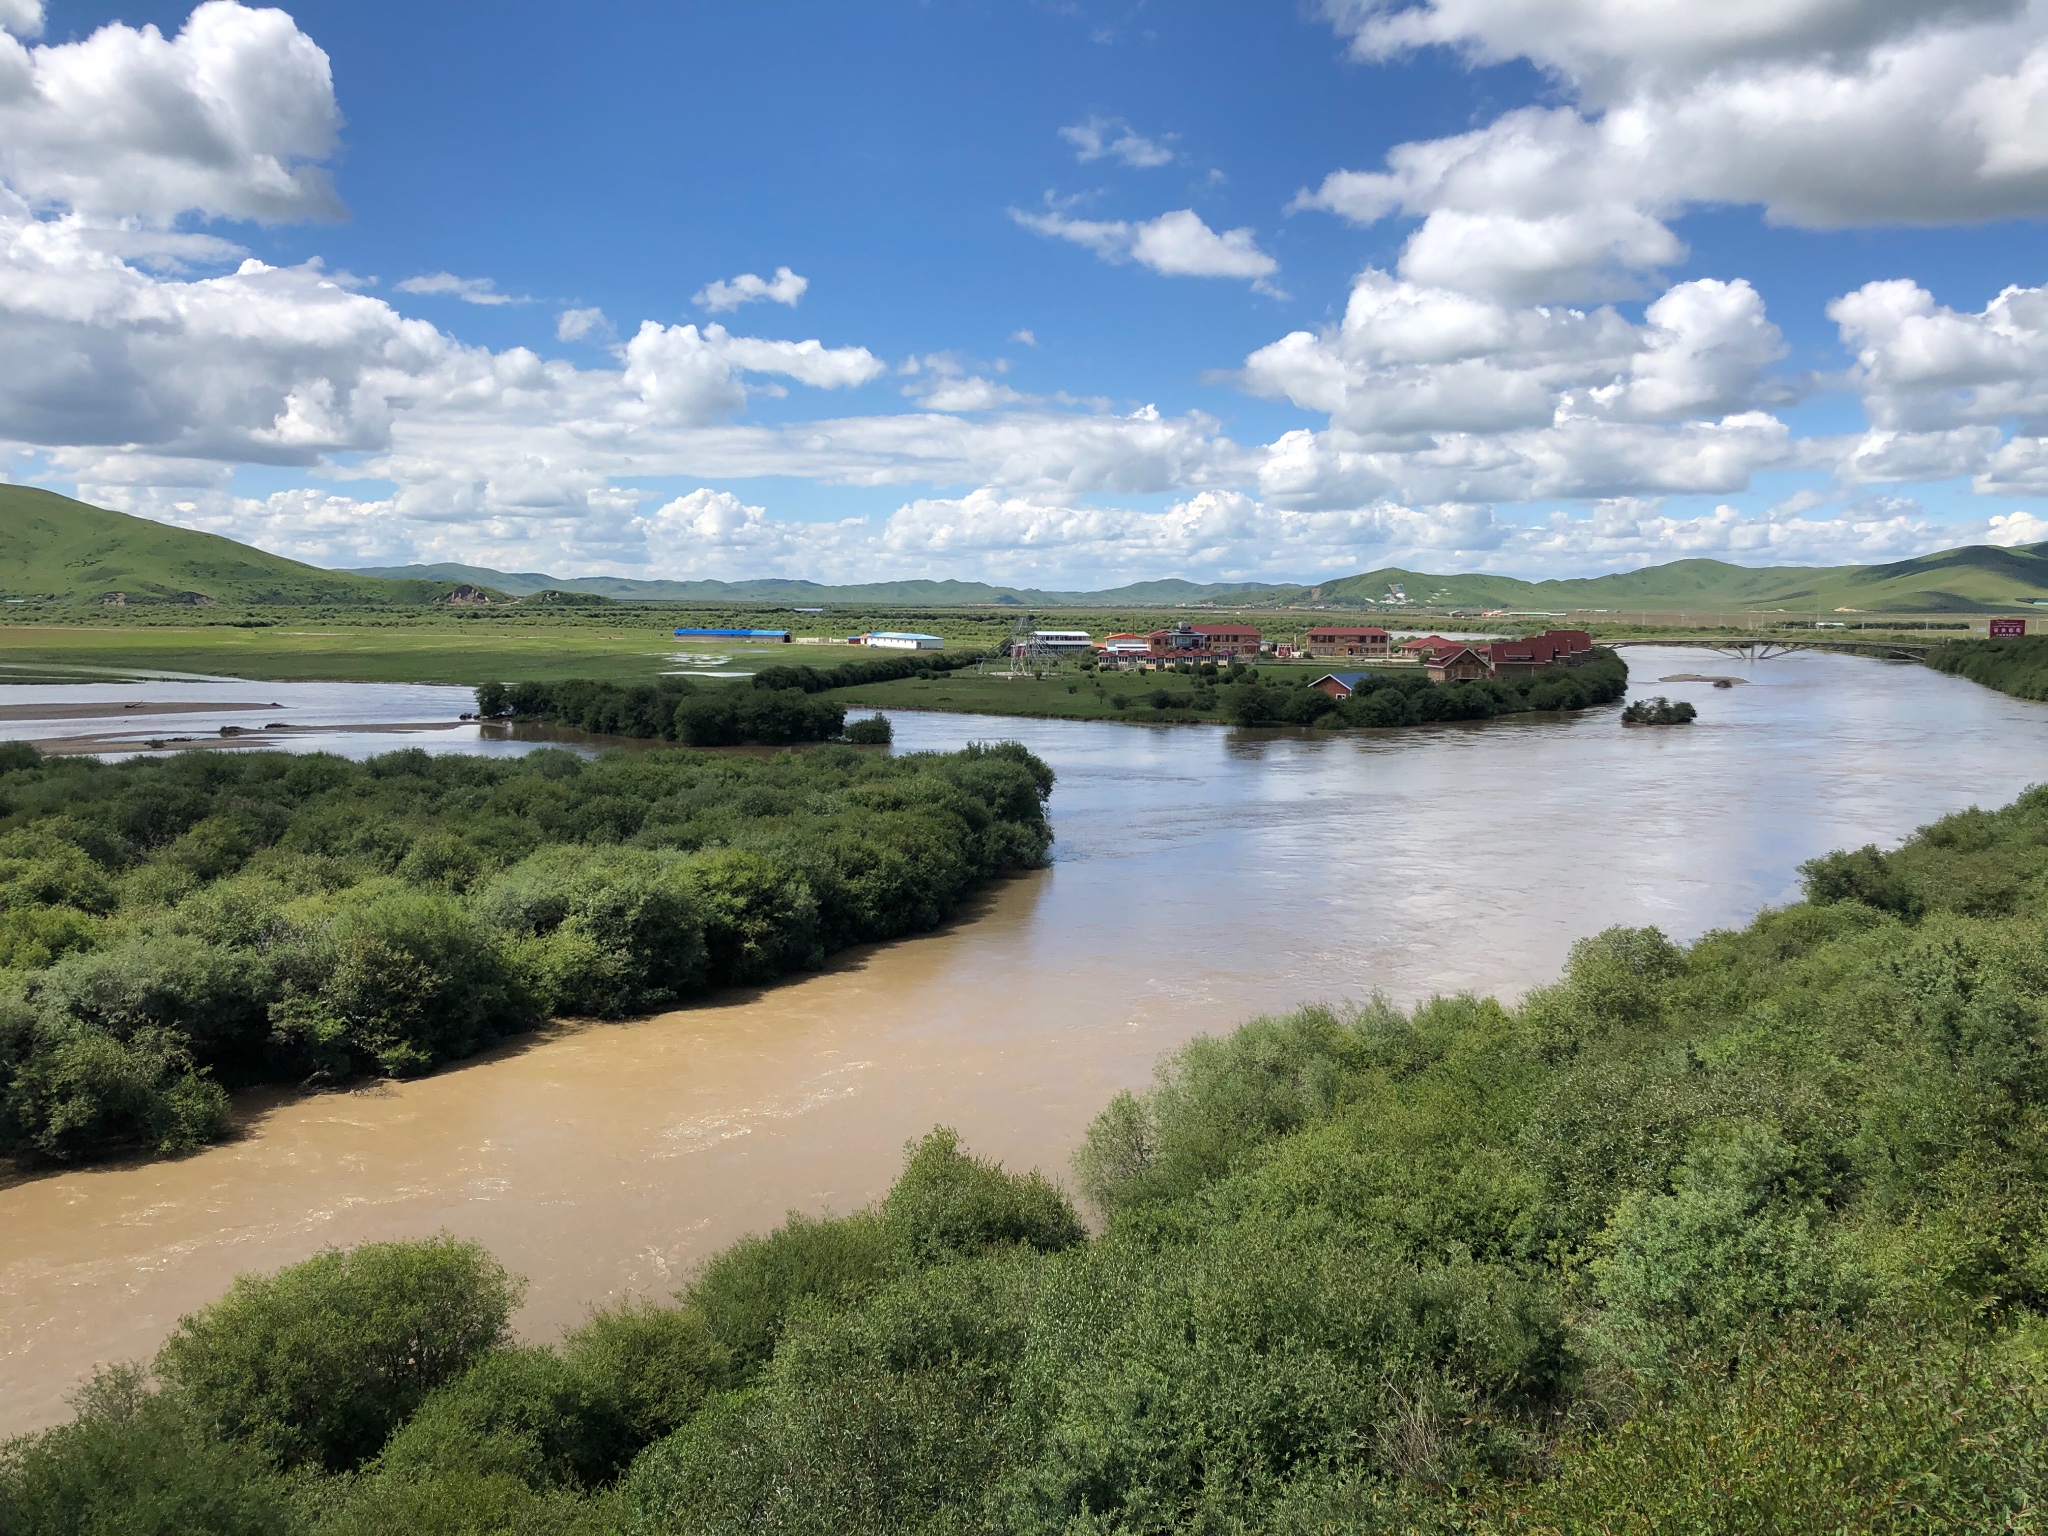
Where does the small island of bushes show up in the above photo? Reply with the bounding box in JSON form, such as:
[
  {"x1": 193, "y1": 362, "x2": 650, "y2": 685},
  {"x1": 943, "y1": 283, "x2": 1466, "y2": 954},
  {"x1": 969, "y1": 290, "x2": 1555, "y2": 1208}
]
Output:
[
  {"x1": 1621, "y1": 694, "x2": 1697, "y2": 726},
  {"x1": 478, "y1": 652, "x2": 986, "y2": 747},
  {"x1": 0, "y1": 739, "x2": 1053, "y2": 1168}
]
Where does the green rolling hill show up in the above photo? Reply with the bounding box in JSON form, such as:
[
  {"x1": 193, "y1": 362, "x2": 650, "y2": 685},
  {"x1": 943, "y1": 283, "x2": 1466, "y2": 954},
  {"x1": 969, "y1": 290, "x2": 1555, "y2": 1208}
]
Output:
[
  {"x1": 1301, "y1": 544, "x2": 2048, "y2": 613},
  {"x1": 0, "y1": 487, "x2": 499, "y2": 606}
]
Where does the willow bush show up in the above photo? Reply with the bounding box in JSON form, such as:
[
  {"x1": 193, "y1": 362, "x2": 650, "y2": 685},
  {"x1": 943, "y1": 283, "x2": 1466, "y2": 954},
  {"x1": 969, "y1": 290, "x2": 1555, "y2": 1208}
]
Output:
[
  {"x1": 0, "y1": 741, "x2": 1053, "y2": 1166},
  {"x1": 1927, "y1": 631, "x2": 2048, "y2": 700}
]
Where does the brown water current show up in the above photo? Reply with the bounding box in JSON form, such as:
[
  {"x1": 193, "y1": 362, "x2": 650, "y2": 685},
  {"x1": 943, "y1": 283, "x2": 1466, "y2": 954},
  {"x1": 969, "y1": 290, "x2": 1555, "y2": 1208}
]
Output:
[{"x1": 5, "y1": 646, "x2": 2048, "y2": 1433}]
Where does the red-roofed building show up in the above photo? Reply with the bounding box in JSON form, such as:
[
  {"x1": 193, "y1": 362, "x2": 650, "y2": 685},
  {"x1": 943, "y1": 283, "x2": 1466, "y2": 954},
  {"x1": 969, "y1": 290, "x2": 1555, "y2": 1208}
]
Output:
[
  {"x1": 1305, "y1": 626, "x2": 1392, "y2": 659},
  {"x1": 1425, "y1": 645, "x2": 1493, "y2": 683},
  {"x1": 1488, "y1": 629, "x2": 1596, "y2": 675},
  {"x1": 1147, "y1": 622, "x2": 1262, "y2": 658},
  {"x1": 1397, "y1": 634, "x2": 1457, "y2": 658}
]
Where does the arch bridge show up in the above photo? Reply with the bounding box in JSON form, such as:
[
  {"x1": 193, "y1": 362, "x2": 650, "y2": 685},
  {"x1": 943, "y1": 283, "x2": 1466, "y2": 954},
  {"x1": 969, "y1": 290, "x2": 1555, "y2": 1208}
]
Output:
[{"x1": 1610, "y1": 635, "x2": 1935, "y2": 662}]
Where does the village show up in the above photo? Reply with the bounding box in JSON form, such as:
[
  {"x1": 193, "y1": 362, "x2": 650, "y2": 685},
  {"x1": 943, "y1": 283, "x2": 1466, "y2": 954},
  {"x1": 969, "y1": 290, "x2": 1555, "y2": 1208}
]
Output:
[
  {"x1": 671, "y1": 619, "x2": 1601, "y2": 688},
  {"x1": 1018, "y1": 620, "x2": 1599, "y2": 687}
]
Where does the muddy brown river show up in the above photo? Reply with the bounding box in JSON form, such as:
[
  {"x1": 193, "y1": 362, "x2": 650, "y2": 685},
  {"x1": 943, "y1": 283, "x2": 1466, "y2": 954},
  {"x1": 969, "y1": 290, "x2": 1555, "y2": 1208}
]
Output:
[{"x1": 4, "y1": 646, "x2": 2047, "y2": 1434}]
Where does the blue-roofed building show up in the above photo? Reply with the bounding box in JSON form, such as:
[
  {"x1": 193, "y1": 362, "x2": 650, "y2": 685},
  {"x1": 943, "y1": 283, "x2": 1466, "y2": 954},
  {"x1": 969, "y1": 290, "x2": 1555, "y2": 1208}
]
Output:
[{"x1": 1311, "y1": 672, "x2": 1371, "y2": 699}]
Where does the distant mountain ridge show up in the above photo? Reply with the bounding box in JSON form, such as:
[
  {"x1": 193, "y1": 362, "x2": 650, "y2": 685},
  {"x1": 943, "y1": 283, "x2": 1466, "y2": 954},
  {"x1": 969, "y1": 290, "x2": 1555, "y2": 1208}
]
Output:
[
  {"x1": 347, "y1": 546, "x2": 2048, "y2": 613},
  {"x1": 340, "y1": 563, "x2": 1299, "y2": 608},
  {"x1": 5, "y1": 487, "x2": 2048, "y2": 613}
]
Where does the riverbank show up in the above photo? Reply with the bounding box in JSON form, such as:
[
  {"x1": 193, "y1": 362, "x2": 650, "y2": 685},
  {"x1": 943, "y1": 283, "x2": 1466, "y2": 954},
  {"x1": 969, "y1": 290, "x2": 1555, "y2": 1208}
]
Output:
[
  {"x1": 12, "y1": 737, "x2": 2048, "y2": 1530},
  {"x1": 1926, "y1": 631, "x2": 2048, "y2": 700}
]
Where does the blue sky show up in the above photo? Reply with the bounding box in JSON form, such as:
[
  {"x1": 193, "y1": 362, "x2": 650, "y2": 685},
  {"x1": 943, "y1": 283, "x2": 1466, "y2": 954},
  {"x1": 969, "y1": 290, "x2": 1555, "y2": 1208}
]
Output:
[{"x1": 5, "y1": 0, "x2": 2048, "y2": 585}]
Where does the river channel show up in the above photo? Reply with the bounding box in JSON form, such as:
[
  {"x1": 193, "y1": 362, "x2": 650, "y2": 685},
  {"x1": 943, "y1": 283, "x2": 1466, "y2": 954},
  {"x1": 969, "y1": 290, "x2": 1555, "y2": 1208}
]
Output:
[{"x1": 3, "y1": 646, "x2": 2047, "y2": 1433}]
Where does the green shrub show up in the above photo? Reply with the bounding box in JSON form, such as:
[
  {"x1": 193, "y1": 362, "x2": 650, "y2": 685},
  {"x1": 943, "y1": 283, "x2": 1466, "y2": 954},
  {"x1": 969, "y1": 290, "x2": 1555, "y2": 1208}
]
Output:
[
  {"x1": 688, "y1": 850, "x2": 822, "y2": 987},
  {"x1": 1593, "y1": 1120, "x2": 1870, "y2": 1365},
  {"x1": 1075, "y1": 1006, "x2": 1351, "y2": 1219},
  {"x1": 843, "y1": 714, "x2": 892, "y2": 745},
  {"x1": 315, "y1": 890, "x2": 530, "y2": 1075},
  {"x1": 477, "y1": 845, "x2": 705, "y2": 1017},
  {"x1": 1484, "y1": 1321, "x2": 2048, "y2": 1534},
  {"x1": 686, "y1": 1211, "x2": 897, "y2": 1374},
  {"x1": 1, "y1": 1020, "x2": 228, "y2": 1160},
  {"x1": 625, "y1": 1259, "x2": 1037, "y2": 1536},
  {"x1": 313, "y1": 1464, "x2": 607, "y2": 1536},
  {"x1": 0, "y1": 1368, "x2": 296, "y2": 1536},
  {"x1": 374, "y1": 1346, "x2": 626, "y2": 1491},
  {"x1": 559, "y1": 1302, "x2": 728, "y2": 1445},
  {"x1": 1801, "y1": 843, "x2": 1922, "y2": 916},
  {"x1": 881, "y1": 1128, "x2": 1086, "y2": 1264},
  {"x1": 155, "y1": 1236, "x2": 520, "y2": 1471}
]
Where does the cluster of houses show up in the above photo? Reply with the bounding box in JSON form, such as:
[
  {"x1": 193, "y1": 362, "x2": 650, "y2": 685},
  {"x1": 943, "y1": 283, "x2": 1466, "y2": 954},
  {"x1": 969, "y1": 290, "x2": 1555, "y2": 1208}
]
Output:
[
  {"x1": 667, "y1": 616, "x2": 1597, "y2": 686},
  {"x1": 1311, "y1": 629, "x2": 1595, "y2": 689},
  {"x1": 1006, "y1": 621, "x2": 1595, "y2": 686}
]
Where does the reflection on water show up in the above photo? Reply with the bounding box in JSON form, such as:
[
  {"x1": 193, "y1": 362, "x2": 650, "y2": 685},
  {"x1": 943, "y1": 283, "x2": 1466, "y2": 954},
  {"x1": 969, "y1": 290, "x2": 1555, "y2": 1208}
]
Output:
[
  {"x1": 1, "y1": 647, "x2": 2046, "y2": 1433},
  {"x1": 0, "y1": 674, "x2": 488, "y2": 759}
]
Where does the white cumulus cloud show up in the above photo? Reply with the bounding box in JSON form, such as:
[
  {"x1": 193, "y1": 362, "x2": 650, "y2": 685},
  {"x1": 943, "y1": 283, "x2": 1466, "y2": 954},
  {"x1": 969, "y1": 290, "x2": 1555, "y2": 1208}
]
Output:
[
  {"x1": 1014, "y1": 206, "x2": 1280, "y2": 289},
  {"x1": 395, "y1": 272, "x2": 519, "y2": 306},
  {"x1": 0, "y1": 1, "x2": 341, "y2": 225},
  {"x1": 1299, "y1": 0, "x2": 2048, "y2": 302},
  {"x1": 1059, "y1": 115, "x2": 1176, "y2": 167},
  {"x1": 555, "y1": 306, "x2": 611, "y2": 342},
  {"x1": 693, "y1": 265, "x2": 808, "y2": 312},
  {"x1": 0, "y1": 1, "x2": 43, "y2": 39}
]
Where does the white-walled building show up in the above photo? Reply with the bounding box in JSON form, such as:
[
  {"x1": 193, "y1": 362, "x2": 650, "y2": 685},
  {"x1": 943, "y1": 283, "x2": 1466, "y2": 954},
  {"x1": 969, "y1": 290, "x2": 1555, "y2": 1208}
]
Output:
[{"x1": 865, "y1": 631, "x2": 944, "y2": 650}]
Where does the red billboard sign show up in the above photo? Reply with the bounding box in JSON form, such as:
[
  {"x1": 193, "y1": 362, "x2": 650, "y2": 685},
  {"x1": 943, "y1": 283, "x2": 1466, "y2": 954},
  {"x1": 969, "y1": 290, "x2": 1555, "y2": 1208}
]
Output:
[{"x1": 1990, "y1": 618, "x2": 2027, "y2": 638}]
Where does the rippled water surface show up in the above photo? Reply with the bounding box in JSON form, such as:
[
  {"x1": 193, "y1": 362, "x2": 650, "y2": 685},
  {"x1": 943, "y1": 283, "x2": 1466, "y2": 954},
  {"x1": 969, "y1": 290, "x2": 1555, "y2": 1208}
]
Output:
[{"x1": 3, "y1": 647, "x2": 2046, "y2": 1433}]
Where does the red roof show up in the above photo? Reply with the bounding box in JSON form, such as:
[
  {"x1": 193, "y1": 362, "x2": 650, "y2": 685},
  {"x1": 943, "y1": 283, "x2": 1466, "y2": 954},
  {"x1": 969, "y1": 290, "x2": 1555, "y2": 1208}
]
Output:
[{"x1": 1489, "y1": 628, "x2": 1595, "y2": 665}]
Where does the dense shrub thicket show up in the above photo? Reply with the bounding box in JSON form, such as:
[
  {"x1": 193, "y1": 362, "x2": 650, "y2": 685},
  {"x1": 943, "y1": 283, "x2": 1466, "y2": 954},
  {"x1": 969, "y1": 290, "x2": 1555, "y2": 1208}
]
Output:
[
  {"x1": 476, "y1": 680, "x2": 847, "y2": 746},
  {"x1": 1927, "y1": 632, "x2": 2048, "y2": 699},
  {"x1": 0, "y1": 741, "x2": 1053, "y2": 1166},
  {"x1": 15, "y1": 785, "x2": 2048, "y2": 1531},
  {"x1": 481, "y1": 653, "x2": 988, "y2": 745},
  {"x1": 1229, "y1": 648, "x2": 1629, "y2": 728}
]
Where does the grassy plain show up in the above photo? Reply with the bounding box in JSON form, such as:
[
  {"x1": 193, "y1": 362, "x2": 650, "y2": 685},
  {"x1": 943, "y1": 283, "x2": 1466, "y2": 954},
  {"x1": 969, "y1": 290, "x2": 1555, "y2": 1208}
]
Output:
[{"x1": 0, "y1": 621, "x2": 793, "y2": 685}]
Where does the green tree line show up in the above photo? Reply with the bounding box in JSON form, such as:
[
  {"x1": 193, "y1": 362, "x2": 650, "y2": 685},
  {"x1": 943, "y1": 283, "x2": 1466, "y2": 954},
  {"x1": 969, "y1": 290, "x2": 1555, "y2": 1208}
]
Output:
[
  {"x1": 0, "y1": 741, "x2": 1053, "y2": 1167},
  {"x1": 13, "y1": 783, "x2": 2048, "y2": 1530},
  {"x1": 477, "y1": 653, "x2": 987, "y2": 745}
]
